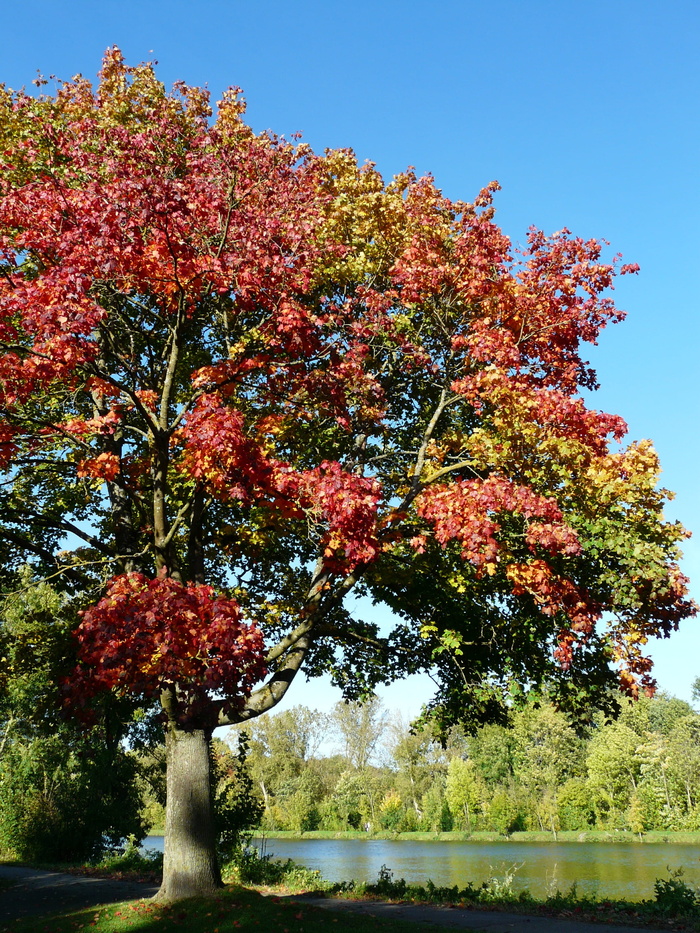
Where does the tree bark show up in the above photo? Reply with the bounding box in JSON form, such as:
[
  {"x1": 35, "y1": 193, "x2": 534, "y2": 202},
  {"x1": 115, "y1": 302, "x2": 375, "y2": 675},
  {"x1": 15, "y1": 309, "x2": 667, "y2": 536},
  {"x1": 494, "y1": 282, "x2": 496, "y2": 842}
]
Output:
[{"x1": 156, "y1": 724, "x2": 222, "y2": 902}]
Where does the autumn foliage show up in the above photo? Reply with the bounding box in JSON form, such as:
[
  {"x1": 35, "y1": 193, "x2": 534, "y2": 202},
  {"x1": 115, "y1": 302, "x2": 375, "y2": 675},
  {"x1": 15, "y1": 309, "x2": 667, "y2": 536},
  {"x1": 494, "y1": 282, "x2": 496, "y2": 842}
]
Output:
[
  {"x1": 0, "y1": 48, "x2": 694, "y2": 741},
  {"x1": 71, "y1": 572, "x2": 266, "y2": 724}
]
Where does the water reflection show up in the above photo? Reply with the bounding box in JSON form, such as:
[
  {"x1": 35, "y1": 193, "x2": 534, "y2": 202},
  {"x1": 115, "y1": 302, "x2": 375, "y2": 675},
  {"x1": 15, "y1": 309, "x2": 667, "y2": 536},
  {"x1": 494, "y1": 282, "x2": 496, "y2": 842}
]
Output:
[{"x1": 250, "y1": 838, "x2": 700, "y2": 902}]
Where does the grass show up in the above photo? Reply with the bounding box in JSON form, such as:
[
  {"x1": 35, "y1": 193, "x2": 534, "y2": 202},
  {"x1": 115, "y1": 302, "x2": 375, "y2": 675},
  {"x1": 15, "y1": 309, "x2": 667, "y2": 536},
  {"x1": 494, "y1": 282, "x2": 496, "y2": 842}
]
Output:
[{"x1": 1, "y1": 883, "x2": 428, "y2": 933}]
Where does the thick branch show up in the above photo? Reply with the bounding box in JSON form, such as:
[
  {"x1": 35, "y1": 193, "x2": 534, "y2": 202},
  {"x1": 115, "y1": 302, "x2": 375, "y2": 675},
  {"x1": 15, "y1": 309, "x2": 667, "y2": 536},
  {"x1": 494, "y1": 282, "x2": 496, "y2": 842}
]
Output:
[
  {"x1": 422, "y1": 458, "x2": 477, "y2": 484},
  {"x1": 220, "y1": 562, "x2": 363, "y2": 725},
  {"x1": 409, "y1": 386, "x2": 458, "y2": 493},
  {"x1": 222, "y1": 627, "x2": 313, "y2": 725},
  {"x1": 186, "y1": 487, "x2": 207, "y2": 585},
  {"x1": 263, "y1": 616, "x2": 316, "y2": 664}
]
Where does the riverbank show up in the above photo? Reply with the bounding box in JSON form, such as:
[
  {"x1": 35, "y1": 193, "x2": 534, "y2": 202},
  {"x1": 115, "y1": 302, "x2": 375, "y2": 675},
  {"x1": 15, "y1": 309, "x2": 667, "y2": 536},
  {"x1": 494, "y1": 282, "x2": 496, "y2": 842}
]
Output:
[
  {"x1": 254, "y1": 830, "x2": 700, "y2": 845},
  {"x1": 1, "y1": 865, "x2": 696, "y2": 933}
]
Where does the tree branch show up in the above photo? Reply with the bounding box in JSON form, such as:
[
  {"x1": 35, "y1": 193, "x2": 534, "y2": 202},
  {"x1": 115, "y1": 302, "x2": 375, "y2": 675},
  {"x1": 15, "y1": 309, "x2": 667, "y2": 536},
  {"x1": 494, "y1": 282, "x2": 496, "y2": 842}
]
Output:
[
  {"x1": 220, "y1": 561, "x2": 364, "y2": 724},
  {"x1": 0, "y1": 527, "x2": 85, "y2": 584}
]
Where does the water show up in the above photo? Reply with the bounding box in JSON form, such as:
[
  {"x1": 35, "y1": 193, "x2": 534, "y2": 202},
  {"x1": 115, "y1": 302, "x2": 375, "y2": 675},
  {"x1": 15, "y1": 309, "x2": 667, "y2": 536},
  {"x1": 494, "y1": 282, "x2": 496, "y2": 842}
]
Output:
[
  {"x1": 143, "y1": 835, "x2": 165, "y2": 854},
  {"x1": 143, "y1": 835, "x2": 700, "y2": 902}
]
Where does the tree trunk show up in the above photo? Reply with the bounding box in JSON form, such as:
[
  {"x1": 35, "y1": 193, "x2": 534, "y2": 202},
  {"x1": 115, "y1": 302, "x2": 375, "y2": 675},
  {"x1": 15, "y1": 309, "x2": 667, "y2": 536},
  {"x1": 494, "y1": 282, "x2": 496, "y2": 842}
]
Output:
[{"x1": 156, "y1": 724, "x2": 222, "y2": 902}]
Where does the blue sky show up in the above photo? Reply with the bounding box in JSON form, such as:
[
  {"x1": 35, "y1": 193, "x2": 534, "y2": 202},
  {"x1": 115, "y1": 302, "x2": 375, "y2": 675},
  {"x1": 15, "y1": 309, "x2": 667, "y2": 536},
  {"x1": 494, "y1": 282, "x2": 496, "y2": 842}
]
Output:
[{"x1": 1, "y1": 0, "x2": 698, "y2": 714}]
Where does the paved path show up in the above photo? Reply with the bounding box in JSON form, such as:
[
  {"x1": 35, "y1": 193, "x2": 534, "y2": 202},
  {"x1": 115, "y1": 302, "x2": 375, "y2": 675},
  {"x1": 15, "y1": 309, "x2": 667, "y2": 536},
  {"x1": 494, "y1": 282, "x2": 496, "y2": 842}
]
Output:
[
  {"x1": 295, "y1": 894, "x2": 674, "y2": 933},
  {"x1": 0, "y1": 865, "x2": 158, "y2": 926},
  {"x1": 0, "y1": 866, "x2": 675, "y2": 933}
]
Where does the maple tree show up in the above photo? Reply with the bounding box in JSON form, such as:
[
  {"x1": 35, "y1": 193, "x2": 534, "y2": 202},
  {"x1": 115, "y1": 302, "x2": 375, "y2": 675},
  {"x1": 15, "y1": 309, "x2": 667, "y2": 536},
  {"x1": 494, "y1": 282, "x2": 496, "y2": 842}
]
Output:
[{"x1": 0, "y1": 49, "x2": 695, "y2": 899}]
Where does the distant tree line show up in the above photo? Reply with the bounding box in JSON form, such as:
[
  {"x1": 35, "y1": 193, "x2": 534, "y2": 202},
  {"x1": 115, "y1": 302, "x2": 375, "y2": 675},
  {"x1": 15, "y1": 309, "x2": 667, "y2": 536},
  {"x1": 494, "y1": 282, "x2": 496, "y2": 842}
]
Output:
[{"x1": 219, "y1": 688, "x2": 700, "y2": 836}]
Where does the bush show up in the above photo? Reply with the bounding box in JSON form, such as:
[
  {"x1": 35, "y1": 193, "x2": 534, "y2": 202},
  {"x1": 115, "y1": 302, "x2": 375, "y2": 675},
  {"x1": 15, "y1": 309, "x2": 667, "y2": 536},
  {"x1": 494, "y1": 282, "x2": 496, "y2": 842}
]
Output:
[
  {"x1": 374, "y1": 864, "x2": 408, "y2": 898},
  {"x1": 488, "y1": 789, "x2": 520, "y2": 835},
  {"x1": 0, "y1": 571, "x2": 148, "y2": 864},
  {"x1": 93, "y1": 837, "x2": 163, "y2": 875},
  {"x1": 399, "y1": 807, "x2": 420, "y2": 832},
  {"x1": 0, "y1": 733, "x2": 145, "y2": 863},
  {"x1": 653, "y1": 868, "x2": 699, "y2": 916},
  {"x1": 363, "y1": 863, "x2": 527, "y2": 905},
  {"x1": 224, "y1": 846, "x2": 329, "y2": 892},
  {"x1": 379, "y1": 792, "x2": 404, "y2": 831}
]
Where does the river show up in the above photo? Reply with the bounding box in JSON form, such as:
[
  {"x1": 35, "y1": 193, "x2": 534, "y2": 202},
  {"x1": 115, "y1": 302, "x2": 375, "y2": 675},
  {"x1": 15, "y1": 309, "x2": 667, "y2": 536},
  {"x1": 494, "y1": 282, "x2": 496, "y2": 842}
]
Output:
[{"x1": 143, "y1": 836, "x2": 700, "y2": 902}]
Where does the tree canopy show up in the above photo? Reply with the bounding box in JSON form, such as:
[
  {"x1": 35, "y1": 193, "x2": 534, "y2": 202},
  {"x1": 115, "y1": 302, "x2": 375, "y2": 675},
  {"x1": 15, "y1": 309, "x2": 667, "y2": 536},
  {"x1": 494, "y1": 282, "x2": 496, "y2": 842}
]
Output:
[{"x1": 0, "y1": 48, "x2": 694, "y2": 896}]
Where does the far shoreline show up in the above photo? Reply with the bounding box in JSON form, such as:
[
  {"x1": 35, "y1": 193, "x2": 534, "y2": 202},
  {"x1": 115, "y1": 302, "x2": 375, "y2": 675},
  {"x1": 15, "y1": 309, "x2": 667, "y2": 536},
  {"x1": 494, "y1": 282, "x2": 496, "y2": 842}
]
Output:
[
  {"x1": 144, "y1": 829, "x2": 700, "y2": 845},
  {"x1": 251, "y1": 829, "x2": 700, "y2": 845}
]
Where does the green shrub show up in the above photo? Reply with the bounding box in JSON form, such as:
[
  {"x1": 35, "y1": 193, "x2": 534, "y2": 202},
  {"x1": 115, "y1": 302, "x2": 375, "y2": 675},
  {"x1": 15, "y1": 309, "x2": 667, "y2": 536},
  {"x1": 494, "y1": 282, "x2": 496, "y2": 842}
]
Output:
[
  {"x1": 93, "y1": 837, "x2": 163, "y2": 875},
  {"x1": 0, "y1": 571, "x2": 148, "y2": 864},
  {"x1": 224, "y1": 846, "x2": 329, "y2": 892},
  {"x1": 653, "y1": 868, "x2": 699, "y2": 916}
]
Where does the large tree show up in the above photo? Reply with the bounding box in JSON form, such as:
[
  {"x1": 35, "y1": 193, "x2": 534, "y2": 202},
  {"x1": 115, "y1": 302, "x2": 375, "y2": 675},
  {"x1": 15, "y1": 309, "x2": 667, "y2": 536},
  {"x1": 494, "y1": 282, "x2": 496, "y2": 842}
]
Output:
[{"x1": 0, "y1": 50, "x2": 694, "y2": 899}]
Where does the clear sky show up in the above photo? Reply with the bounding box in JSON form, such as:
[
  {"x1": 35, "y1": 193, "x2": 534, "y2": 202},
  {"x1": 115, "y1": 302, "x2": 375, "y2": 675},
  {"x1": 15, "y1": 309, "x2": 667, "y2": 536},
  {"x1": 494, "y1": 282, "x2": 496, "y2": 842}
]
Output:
[{"x1": 1, "y1": 0, "x2": 698, "y2": 715}]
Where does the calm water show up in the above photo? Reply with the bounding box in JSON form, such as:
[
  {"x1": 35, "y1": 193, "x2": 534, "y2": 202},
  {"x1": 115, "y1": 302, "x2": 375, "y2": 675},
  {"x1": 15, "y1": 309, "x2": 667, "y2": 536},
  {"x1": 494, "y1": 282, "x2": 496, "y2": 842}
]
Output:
[{"x1": 143, "y1": 835, "x2": 700, "y2": 902}]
